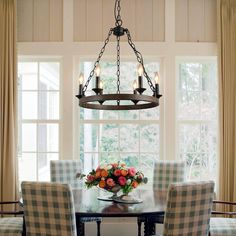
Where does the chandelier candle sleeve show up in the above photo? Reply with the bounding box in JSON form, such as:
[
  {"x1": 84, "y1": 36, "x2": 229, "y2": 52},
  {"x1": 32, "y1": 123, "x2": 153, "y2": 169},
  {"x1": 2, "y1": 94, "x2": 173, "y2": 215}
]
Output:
[
  {"x1": 137, "y1": 64, "x2": 143, "y2": 88},
  {"x1": 78, "y1": 73, "x2": 84, "y2": 97},
  {"x1": 95, "y1": 65, "x2": 101, "y2": 89},
  {"x1": 154, "y1": 72, "x2": 160, "y2": 97},
  {"x1": 133, "y1": 80, "x2": 137, "y2": 94}
]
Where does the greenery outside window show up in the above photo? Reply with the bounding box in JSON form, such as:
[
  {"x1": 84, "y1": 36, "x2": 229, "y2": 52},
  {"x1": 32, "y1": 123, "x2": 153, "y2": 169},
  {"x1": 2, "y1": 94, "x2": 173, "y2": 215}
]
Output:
[{"x1": 177, "y1": 58, "x2": 218, "y2": 182}]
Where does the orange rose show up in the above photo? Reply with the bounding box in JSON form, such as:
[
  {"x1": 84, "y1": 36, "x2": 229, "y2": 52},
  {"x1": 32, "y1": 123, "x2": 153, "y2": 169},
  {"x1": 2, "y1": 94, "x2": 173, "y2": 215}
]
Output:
[
  {"x1": 121, "y1": 169, "x2": 128, "y2": 176},
  {"x1": 99, "y1": 180, "x2": 106, "y2": 188},
  {"x1": 132, "y1": 181, "x2": 138, "y2": 188},
  {"x1": 101, "y1": 169, "x2": 109, "y2": 177},
  {"x1": 95, "y1": 170, "x2": 101, "y2": 178}
]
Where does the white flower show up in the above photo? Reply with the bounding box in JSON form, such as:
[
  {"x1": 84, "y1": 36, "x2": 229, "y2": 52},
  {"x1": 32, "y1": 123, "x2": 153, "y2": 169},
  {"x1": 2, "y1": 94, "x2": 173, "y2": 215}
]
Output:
[
  {"x1": 106, "y1": 164, "x2": 113, "y2": 170},
  {"x1": 126, "y1": 179, "x2": 131, "y2": 185},
  {"x1": 100, "y1": 164, "x2": 107, "y2": 169}
]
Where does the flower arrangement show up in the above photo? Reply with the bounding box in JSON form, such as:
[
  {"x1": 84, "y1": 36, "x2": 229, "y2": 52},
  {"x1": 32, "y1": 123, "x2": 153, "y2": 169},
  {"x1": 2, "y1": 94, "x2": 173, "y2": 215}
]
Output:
[{"x1": 77, "y1": 162, "x2": 148, "y2": 195}]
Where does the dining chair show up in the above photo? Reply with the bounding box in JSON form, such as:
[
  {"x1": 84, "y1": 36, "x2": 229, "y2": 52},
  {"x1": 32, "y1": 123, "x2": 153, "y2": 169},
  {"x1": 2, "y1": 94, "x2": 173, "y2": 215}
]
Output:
[
  {"x1": 21, "y1": 181, "x2": 77, "y2": 236},
  {"x1": 137, "y1": 161, "x2": 186, "y2": 236},
  {"x1": 151, "y1": 180, "x2": 215, "y2": 236},
  {"x1": 210, "y1": 200, "x2": 236, "y2": 235},
  {"x1": 50, "y1": 160, "x2": 102, "y2": 236},
  {"x1": 0, "y1": 201, "x2": 23, "y2": 236}
]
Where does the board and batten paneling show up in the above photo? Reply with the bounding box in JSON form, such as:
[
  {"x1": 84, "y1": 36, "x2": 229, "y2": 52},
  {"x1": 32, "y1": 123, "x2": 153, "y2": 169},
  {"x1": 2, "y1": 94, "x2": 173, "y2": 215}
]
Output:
[
  {"x1": 175, "y1": 0, "x2": 217, "y2": 42},
  {"x1": 73, "y1": 0, "x2": 165, "y2": 42},
  {"x1": 17, "y1": 0, "x2": 216, "y2": 43},
  {"x1": 17, "y1": 0, "x2": 63, "y2": 42}
]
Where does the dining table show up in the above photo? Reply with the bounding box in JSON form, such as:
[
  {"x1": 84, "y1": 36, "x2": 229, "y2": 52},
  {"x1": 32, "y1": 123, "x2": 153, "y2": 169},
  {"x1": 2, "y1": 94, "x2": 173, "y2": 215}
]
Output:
[{"x1": 73, "y1": 188, "x2": 167, "y2": 236}]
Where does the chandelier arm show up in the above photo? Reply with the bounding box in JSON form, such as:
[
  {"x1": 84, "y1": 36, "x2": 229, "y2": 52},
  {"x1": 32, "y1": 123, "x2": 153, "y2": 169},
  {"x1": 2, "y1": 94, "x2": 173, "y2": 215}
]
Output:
[
  {"x1": 82, "y1": 28, "x2": 113, "y2": 93},
  {"x1": 126, "y1": 29, "x2": 155, "y2": 92}
]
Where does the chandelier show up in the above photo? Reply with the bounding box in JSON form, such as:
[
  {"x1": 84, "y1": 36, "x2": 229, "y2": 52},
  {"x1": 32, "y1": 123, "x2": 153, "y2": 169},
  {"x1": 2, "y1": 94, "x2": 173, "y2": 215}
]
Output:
[{"x1": 76, "y1": 0, "x2": 162, "y2": 110}]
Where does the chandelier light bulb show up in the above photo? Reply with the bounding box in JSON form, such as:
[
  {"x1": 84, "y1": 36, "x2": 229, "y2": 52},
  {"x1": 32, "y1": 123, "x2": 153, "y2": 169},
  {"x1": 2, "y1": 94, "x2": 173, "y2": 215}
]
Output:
[
  {"x1": 154, "y1": 72, "x2": 159, "y2": 84},
  {"x1": 137, "y1": 64, "x2": 144, "y2": 77},
  {"x1": 99, "y1": 80, "x2": 103, "y2": 89},
  {"x1": 95, "y1": 64, "x2": 101, "y2": 77},
  {"x1": 133, "y1": 80, "x2": 137, "y2": 94},
  {"x1": 78, "y1": 73, "x2": 84, "y2": 85}
]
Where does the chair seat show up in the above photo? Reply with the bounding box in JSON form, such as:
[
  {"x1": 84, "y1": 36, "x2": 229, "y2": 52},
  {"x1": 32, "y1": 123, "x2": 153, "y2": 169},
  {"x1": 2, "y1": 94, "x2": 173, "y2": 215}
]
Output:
[
  {"x1": 210, "y1": 217, "x2": 236, "y2": 235},
  {"x1": 0, "y1": 217, "x2": 23, "y2": 235}
]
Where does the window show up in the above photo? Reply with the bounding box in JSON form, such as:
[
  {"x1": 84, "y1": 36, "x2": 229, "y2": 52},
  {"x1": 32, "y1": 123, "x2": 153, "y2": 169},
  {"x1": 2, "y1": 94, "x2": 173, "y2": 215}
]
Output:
[
  {"x1": 78, "y1": 60, "x2": 162, "y2": 187},
  {"x1": 17, "y1": 60, "x2": 60, "y2": 182},
  {"x1": 177, "y1": 59, "x2": 218, "y2": 182}
]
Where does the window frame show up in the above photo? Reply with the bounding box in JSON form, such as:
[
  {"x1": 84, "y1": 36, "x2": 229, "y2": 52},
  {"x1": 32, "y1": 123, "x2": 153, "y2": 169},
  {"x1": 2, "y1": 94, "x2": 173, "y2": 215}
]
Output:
[
  {"x1": 175, "y1": 56, "x2": 218, "y2": 181},
  {"x1": 17, "y1": 57, "x2": 62, "y2": 182}
]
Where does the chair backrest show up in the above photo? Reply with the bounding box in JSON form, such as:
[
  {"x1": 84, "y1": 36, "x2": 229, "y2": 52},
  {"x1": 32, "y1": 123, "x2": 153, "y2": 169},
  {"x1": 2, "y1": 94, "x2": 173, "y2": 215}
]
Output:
[
  {"x1": 153, "y1": 161, "x2": 186, "y2": 190},
  {"x1": 163, "y1": 181, "x2": 215, "y2": 236},
  {"x1": 21, "y1": 181, "x2": 77, "y2": 236},
  {"x1": 50, "y1": 160, "x2": 81, "y2": 189}
]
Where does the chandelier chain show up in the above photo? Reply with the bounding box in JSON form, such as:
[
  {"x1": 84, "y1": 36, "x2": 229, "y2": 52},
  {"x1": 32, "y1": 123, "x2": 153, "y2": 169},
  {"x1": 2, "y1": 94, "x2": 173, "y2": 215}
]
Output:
[
  {"x1": 83, "y1": 29, "x2": 113, "y2": 93},
  {"x1": 117, "y1": 35, "x2": 121, "y2": 94},
  {"x1": 114, "y1": 0, "x2": 122, "y2": 26},
  {"x1": 126, "y1": 30, "x2": 155, "y2": 92}
]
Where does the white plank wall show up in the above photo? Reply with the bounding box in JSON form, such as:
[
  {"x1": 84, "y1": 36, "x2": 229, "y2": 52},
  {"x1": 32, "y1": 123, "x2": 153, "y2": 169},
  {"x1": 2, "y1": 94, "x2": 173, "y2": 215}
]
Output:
[
  {"x1": 33, "y1": 0, "x2": 50, "y2": 41},
  {"x1": 17, "y1": 0, "x2": 216, "y2": 42},
  {"x1": 73, "y1": 0, "x2": 86, "y2": 41},
  {"x1": 50, "y1": 0, "x2": 63, "y2": 41},
  {"x1": 73, "y1": 0, "x2": 165, "y2": 42},
  {"x1": 175, "y1": 0, "x2": 217, "y2": 42},
  {"x1": 17, "y1": 0, "x2": 63, "y2": 42},
  {"x1": 17, "y1": 0, "x2": 34, "y2": 41}
]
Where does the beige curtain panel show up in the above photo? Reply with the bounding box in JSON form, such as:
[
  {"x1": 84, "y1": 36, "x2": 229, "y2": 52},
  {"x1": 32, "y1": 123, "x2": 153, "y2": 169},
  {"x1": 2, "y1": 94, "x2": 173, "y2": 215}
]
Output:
[
  {"x1": 218, "y1": 0, "x2": 236, "y2": 205},
  {"x1": 0, "y1": 0, "x2": 18, "y2": 208}
]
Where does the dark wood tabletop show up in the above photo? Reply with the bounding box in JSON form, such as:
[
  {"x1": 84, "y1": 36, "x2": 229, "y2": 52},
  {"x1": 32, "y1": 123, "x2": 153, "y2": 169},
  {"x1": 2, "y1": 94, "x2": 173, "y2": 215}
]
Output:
[
  {"x1": 73, "y1": 188, "x2": 167, "y2": 217},
  {"x1": 73, "y1": 188, "x2": 167, "y2": 236}
]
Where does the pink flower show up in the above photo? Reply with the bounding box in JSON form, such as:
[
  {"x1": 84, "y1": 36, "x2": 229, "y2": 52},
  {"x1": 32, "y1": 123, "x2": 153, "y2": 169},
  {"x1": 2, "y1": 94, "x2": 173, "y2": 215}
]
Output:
[
  {"x1": 128, "y1": 167, "x2": 136, "y2": 177},
  {"x1": 106, "y1": 178, "x2": 115, "y2": 187},
  {"x1": 114, "y1": 169, "x2": 121, "y2": 176},
  {"x1": 87, "y1": 175, "x2": 95, "y2": 183},
  {"x1": 118, "y1": 176, "x2": 127, "y2": 186},
  {"x1": 112, "y1": 163, "x2": 118, "y2": 168}
]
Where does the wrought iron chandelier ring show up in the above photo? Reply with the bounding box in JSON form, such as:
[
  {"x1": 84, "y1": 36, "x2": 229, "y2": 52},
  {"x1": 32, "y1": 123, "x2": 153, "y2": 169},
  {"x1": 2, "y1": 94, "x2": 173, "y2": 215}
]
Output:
[{"x1": 76, "y1": 0, "x2": 162, "y2": 110}]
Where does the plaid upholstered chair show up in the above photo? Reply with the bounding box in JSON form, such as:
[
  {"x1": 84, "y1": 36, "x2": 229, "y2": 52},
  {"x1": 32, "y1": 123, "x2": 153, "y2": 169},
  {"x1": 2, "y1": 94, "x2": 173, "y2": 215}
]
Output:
[
  {"x1": 50, "y1": 160, "x2": 101, "y2": 236},
  {"x1": 137, "y1": 161, "x2": 186, "y2": 236},
  {"x1": 152, "y1": 161, "x2": 186, "y2": 190},
  {"x1": 153, "y1": 181, "x2": 215, "y2": 236},
  {"x1": 0, "y1": 201, "x2": 23, "y2": 236},
  {"x1": 210, "y1": 200, "x2": 236, "y2": 235},
  {"x1": 50, "y1": 160, "x2": 82, "y2": 189},
  {"x1": 0, "y1": 217, "x2": 23, "y2": 236},
  {"x1": 21, "y1": 181, "x2": 77, "y2": 236}
]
